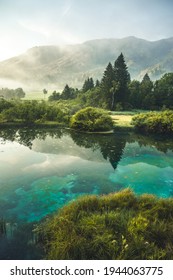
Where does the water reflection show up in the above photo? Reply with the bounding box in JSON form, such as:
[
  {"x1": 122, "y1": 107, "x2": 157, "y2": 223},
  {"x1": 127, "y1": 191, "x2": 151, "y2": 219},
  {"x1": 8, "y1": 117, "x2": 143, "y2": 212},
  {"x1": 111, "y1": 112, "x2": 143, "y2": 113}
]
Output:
[
  {"x1": 0, "y1": 128, "x2": 63, "y2": 149},
  {"x1": 0, "y1": 128, "x2": 173, "y2": 210},
  {"x1": 1, "y1": 128, "x2": 173, "y2": 168},
  {"x1": 0, "y1": 220, "x2": 42, "y2": 259},
  {"x1": 0, "y1": 128, "x2": 173, "y2": 259},
  {"x1": 69, "y1": 130, "x2": 127, "y2": 169}
]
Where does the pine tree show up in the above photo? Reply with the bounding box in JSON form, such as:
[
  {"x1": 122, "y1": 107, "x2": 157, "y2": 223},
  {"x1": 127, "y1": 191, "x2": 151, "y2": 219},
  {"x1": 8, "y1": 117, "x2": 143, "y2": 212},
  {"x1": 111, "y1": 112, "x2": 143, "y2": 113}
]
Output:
[
  {"x1": 113, "y1": 53, "x2": 130, "y2": 108},
  {"x1": 140, "y1": 73, "x2": 154, "y2": 109},
  {"x1": 61, "y1": 84, "x2": 77, "y2": 99},
  {"x1": 61, "y1": 84, "x2": 71, "y2": 99},
  {"x1": 82, "y1": 77, "x2": 94, "y2": 92},
  {"x1": 100, "y1": 62, "x2": 115, "y2": 109},
  {"x1": 95, "y1": 79, "x2": 100, "y2": 87}
]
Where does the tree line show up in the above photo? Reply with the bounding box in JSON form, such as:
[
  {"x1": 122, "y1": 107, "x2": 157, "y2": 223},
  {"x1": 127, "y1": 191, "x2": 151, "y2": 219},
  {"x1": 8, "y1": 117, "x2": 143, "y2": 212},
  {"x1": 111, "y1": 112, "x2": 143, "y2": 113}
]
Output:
[
  {"x1": 0, "y1": 88, "x2": 25, "y2": 99},
  {"x1": 0, "y1": 100, "x2": 69, "y2": 124},
  {"x1": 49, "y1": 53, "x2": 173, "y2": 111}
]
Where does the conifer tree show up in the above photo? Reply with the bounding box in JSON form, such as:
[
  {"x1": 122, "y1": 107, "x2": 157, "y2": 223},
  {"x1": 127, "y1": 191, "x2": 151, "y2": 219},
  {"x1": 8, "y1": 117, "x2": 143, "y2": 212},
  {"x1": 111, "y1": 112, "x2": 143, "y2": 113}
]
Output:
[
  {"x1": 61, "y1": 84, "x2": 71, "y2": 99},
  {"x1": 95, "y1": 79, "x2": 100, "y2": 87},
  {"x1": 100, "y1": 62, "x2": 115, "y2": 109},
  {"x1": 140, "y1": 73, "x2": 154, "y2": 109},
  {"x1": 82, "y1": 77, "x2": 94, "y2": 92},
  {"x1": 61, "y1": 84, "x2": 77, "y2": 99},
  {"x1": 114, "y1": 53, "x2": 130, "y2": 108}
]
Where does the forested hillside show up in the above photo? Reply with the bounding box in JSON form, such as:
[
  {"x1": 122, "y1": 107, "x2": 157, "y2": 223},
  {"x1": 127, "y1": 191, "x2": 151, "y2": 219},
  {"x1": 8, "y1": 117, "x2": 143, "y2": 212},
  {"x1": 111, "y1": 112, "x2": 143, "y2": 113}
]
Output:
[
  {"x1": 0, "y1": 36, "x2": 173, "y2": 90},
  {"x1": 49, "y1": 53, "x2": 173, "y2": 111}
]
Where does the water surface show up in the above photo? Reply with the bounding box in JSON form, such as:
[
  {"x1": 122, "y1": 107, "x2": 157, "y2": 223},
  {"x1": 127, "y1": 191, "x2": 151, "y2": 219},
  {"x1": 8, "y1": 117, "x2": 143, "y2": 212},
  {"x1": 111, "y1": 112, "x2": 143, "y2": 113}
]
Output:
[{"x1": 0, "y1": 128, "x2": 173, "y2": 259}]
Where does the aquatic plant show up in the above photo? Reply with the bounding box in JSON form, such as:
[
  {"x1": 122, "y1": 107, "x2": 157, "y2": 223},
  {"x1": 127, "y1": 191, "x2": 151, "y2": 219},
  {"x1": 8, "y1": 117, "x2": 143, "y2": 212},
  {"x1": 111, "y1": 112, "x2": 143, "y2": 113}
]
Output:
[
  {"x1": 36, "y1": 189, "x2": 173, "y2": 260},
  {"x1": 0, "y1": 218, "x2": 6, "y2": 236}
]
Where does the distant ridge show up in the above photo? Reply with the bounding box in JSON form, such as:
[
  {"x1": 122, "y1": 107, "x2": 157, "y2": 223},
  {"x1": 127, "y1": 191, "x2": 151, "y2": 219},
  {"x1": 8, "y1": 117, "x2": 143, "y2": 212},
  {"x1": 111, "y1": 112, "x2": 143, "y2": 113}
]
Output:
[{"x1": 0, "y1": 36, "x2": 173, "y2": 90}]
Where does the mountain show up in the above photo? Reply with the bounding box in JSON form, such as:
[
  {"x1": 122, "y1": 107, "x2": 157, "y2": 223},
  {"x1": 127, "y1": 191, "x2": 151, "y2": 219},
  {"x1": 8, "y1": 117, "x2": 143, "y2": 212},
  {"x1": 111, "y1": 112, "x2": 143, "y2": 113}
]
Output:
[{"x1": 0, "y1": 36, "x2": 173, "y2": 91}]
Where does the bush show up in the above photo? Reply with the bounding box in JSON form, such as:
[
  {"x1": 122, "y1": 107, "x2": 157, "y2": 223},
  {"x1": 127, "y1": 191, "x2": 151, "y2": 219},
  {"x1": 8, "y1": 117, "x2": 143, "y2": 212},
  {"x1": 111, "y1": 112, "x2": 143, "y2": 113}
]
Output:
[
  {"x1": 132, "y1": 110, "x2": 173, "y2": 134},
  {"x1": 0, "y1": 101, "x2": 69, "y2": 125},
  {"x1": 0, "y1": 99, "x2": 14, "y2": 113},
  {"x1": 36, "y1": 189, "x2": 173, "y2": 260},
  {"x1": 70, "y1": 107, "x2": 114, "y2": 132}
]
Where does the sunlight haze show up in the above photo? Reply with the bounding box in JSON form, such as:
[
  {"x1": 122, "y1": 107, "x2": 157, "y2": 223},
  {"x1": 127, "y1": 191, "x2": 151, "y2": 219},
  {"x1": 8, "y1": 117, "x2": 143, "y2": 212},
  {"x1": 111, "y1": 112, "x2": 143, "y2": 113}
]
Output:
[{"x1": 0, "y1": 0, "x2": 173, "y2": 61}]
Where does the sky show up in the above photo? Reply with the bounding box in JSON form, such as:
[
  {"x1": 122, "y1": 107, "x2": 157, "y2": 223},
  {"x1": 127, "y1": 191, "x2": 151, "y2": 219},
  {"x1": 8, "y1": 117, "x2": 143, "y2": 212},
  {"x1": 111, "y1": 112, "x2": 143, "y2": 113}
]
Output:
[{"x1": 0, "y1": 0, "x2": 173, "y2": 61}]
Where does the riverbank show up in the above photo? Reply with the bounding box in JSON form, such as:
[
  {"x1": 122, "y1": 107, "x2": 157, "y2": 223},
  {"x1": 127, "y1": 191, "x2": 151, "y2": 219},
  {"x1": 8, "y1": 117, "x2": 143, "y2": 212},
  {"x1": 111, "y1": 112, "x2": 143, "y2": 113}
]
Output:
[
  {"x1": 0, "y1": 121, "x2": 66, "y2": 128},
  {"x1": 0, "y1": 113, "x2": 136, "y2": 132}
]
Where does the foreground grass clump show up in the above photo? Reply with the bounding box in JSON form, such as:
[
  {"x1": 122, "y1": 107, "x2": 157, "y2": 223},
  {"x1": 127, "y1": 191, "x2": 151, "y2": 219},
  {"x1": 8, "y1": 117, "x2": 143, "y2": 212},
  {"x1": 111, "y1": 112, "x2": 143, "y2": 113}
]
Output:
[
  {"x1": 70, "y1": 107, "x2": 114, "y2": 132},
  {"x1": 36, "y1": 189, "x2": 173, "y2": 260},
  {"x1": 132, "y1": 110, "x2": 173, "y2": 134}
]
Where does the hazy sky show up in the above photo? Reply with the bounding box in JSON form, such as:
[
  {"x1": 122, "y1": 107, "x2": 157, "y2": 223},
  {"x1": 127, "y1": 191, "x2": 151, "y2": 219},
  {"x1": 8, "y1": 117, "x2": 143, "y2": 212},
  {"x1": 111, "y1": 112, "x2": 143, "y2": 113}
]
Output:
[{"x1": 0, "y1": 0, "x2": 173, "y2": 61}]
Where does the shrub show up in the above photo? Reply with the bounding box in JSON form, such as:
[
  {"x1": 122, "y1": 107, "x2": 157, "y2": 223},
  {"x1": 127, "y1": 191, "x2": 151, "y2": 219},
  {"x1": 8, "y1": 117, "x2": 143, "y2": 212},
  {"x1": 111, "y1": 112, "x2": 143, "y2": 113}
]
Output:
[
  {"x1": 132, "y1": 110, "x2": 173, "y2": 134},
  {"x1": 36, "y1": 189, "x2": 173, "y2": 260},
  {"x1": 70, "y1": 107, "x2": 114, "y2": 132},
  {"x1": 0, "y1": 99, "x2": 14, "y2": 113},
  {"x1": 0, "y1": 101, "x2": 69, "y2": 125}
]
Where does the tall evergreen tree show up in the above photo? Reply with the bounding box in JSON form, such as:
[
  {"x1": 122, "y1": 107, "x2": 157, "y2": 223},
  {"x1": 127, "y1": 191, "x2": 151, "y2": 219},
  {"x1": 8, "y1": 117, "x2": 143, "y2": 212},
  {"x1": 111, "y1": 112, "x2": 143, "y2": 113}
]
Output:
[
  {"x1": 61, "y1": 84, "x2": 77, "y2": 99},
  {"x1": 100, "y1": 62, "x2": 115, "y2": 109},
  {"x1": 82, "y1": 77, "x2": 94, "y2": 92},
  {"x1": 61, "y1": 84, "x2": 71, "y2": 99},
  {"x1": 113, "y1": 53, "x2": 130, "y2": 108},
  {"x1": 95, "y1": 79, "x2": 100, "y2": 87},
  {"x1": 140, "y1": 73, "x2": 154, "y2": 109}
]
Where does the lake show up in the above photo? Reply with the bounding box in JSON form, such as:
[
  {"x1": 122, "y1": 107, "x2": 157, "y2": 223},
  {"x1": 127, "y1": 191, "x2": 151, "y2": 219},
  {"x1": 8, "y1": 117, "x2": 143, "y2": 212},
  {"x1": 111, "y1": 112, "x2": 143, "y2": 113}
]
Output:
[{"x1": 0, "y1": 128, "x2": 173, "y2": 259}]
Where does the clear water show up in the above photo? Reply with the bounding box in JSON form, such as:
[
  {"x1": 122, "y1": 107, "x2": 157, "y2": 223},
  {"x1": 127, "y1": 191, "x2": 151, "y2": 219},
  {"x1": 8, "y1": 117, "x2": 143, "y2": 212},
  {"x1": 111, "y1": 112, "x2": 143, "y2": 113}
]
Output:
[{"x1": 0, "y1": 128, "x2": 173, "y2": 259}]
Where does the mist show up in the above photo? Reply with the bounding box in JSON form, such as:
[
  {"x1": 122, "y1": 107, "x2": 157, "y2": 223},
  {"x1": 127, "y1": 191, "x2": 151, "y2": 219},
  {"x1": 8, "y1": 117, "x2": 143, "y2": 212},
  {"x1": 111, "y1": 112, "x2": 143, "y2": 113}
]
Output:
[{"x1": 0, "y1": 37, "x2": 173, "y2": 93}]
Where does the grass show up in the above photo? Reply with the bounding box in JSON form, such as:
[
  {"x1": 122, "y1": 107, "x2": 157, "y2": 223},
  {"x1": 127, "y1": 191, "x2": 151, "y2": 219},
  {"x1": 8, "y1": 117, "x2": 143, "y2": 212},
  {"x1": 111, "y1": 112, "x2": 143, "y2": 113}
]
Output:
[
  {"x1": 111, "y1": 114, "x2": 134, "y2": 129},
  {"x1": 110, "y1": 110, "x2": 152, "y2": 130},
  {"x1": 22, "y1": 91, "x2": 51, "y2": 100},
  {"x1": 36, "y1": 189, "x2": 173, "y2": 260}
]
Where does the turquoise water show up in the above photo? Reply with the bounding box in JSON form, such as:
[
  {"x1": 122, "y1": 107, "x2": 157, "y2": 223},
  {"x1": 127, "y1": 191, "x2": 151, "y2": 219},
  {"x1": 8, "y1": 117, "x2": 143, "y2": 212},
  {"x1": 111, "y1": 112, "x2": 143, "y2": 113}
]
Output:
[{"x1": 0, "y1": 128, "x2": 173, "y2": 259}]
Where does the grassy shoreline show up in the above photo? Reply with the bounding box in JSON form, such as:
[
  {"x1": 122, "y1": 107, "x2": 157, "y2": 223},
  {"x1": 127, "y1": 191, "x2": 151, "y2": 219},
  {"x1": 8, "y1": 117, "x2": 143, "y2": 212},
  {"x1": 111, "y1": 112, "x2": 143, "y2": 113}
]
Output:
[
  {"x1": 0, "y1": 113, "x2": 135, "y2": 131},
  {"x1": 111, "y1": 114, "x2": 134, "y2": 130},
  {"x1": 0, "y1": 121, "x2": 66, "y2": 128}
]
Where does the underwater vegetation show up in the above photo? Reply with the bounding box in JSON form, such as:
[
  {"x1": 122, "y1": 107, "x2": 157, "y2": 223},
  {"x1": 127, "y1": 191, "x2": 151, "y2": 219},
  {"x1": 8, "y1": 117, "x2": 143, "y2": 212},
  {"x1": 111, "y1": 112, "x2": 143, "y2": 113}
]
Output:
[
  {"x1": 36, "y1": 189, "x2": 173, "y2": 260},
  {"x1": 1, "y1": 128, "x2": 173, "y2": 259},
  {"x1": 0, "y1": 218, "x2": 6, "y2": 236},
  {"x1": 0, "y1": 221, "x2": 42, "y2": 260}
]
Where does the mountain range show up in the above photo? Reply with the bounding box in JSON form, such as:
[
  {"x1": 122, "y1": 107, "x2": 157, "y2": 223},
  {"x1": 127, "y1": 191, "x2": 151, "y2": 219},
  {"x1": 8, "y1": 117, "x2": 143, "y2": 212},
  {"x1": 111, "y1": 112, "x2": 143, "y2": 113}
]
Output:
[{"x1": 0, "y1": 36, "x2": 173, "y2": 91}]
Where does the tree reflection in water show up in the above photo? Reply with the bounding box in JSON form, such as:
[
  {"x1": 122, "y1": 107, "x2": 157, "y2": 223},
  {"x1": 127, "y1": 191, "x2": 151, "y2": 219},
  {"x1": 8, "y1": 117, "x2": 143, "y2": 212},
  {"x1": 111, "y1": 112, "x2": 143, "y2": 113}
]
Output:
[
  {"x1": 1, "y1": 127, "x2": 173, "y2": 169},
  {"x1": 0, "y1": 128, "x2": 173, "y2": 259}
]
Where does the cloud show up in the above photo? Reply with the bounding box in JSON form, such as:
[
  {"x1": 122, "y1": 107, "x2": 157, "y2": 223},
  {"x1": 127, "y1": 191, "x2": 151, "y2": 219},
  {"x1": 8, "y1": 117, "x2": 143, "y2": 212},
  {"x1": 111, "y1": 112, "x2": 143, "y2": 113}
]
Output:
[
  {"x1": 23, "y1": 154, "x2": 80, "y2": 172},
  {"x1": 18, "y1": 19, "x2": 50, "y2": 38},
  {"x1": 18, "y1": 16, "x2": 81, "y2": 45},
  {"x1": 0, "y1": 0, "x2": 173, "y2": 61}
]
